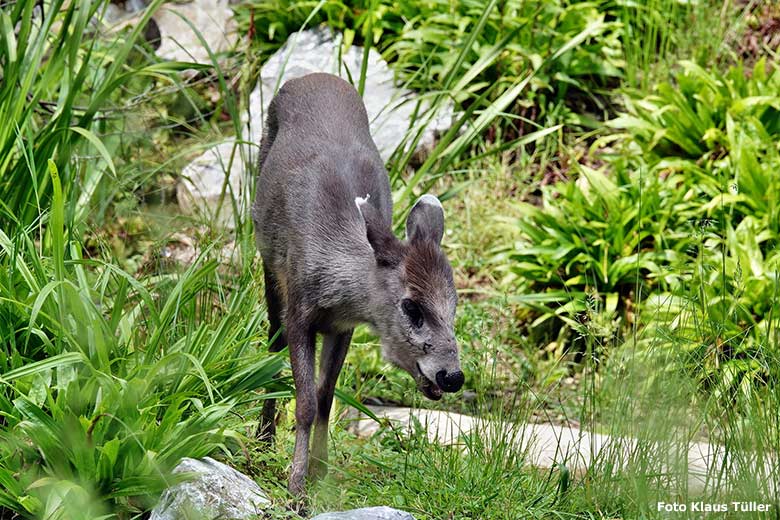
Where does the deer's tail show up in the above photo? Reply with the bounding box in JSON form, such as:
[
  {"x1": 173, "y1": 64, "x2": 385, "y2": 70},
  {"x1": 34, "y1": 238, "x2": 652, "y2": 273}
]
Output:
[{"x1": 257, "y1": 95, "x2": 279, "y2": 176}]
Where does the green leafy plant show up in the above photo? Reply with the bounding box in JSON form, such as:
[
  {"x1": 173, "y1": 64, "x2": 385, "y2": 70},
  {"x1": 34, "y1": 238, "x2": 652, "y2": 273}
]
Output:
[
  {"x1": 493, "y1": 163, "x2": 681, "y2": 338},
  {"x1": 609, "y1": 57, "x2": 780, "y2": 232},
  {"x1": 610, "y1": 58, "x2": 780, "y2": 165},
  {"x1": 499, "y1": 56, "x2": 780, "y2": 399},
  {"x1": 0, "y1": 159, "x2": 288, "y2": 517},
  {"x1": 607, "y1": 58, "x2": 780, "y2": 394},
  {"x1": 639, "y1": 215, "x2": 780, "y2": 398},
  {"x1": 0, "y1": 0, "x2": 199, "y2": 231}
]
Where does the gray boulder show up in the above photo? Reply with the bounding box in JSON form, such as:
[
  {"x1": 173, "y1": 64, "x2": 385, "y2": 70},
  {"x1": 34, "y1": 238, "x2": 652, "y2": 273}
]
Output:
[
  {"x1": 149, "y1": 457, "x2": 269, "y2": 520},
  {"x1": 101, "y1": 1, "x2": 236, "y2": 61},
  {"x1": 311, "y1": 506, "x2": 416, "y2": 520}
]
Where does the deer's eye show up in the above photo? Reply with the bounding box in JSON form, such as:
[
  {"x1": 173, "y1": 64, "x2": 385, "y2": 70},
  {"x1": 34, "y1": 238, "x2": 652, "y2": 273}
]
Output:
[{"x1": 402, "y1": 299, "x2": 424, "y2": 328}]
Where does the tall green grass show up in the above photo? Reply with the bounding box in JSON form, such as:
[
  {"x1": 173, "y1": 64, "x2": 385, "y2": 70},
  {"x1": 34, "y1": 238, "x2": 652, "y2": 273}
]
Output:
[
  {"x1": 0, "y1": 2, "x2": 290, "y2": 517},
  {"x1": 307, "y1": 328, "x2": 778, "y2": 519},
  {"x1": 0, "y1": 0, "x2": 175, "y2": 230},
  {"x1": 0, "y1": 159, "x2": 289, "y2": 517},
  {"x1": 612, "y1": 0, "x2": 735, "y2": 90}
]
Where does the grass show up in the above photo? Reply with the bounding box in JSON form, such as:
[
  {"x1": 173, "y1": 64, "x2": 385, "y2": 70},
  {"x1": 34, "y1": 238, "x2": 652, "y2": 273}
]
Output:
[
  {"x1": 0, "y1": 169, "x2": 290, "y2": 517},
  {"x1": 1, "y1": 0, "x2": 779, "y2": 518},
  {"x1": 311, "y1": 418, "x2": 578, "y2": 518}
]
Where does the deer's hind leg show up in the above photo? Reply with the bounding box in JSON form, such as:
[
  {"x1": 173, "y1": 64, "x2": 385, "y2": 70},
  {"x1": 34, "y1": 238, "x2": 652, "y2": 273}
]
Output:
[
  {"x1": 258, "y1": 268, "x2": 287, "y2": 442},
  {"x1": 310, "y1": 330, "x2": 352, "y2": 481},
  {"x1": 287, "y1": 316, "x2": 317, "y2": 496}
]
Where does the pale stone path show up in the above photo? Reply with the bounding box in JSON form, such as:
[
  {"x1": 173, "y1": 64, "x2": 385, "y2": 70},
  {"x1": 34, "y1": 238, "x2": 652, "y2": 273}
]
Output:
[{"x1": 347, "y1": 406, "x2": 776, "y2": 495}]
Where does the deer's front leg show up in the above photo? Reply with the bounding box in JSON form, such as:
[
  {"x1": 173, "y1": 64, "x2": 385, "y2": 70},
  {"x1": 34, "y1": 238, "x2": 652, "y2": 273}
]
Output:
[
  {"x1": 287, "y1": 319, "x2": 316, "y2": 497},
  {"x1": 310, "y1": 330, "x2": 352, "y2": 480}
]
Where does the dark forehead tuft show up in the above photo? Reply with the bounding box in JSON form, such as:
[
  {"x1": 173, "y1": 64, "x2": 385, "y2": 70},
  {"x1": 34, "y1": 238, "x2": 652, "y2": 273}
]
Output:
[{"x1": 403, "y1": 241, "x2": 454, "y2": 303}]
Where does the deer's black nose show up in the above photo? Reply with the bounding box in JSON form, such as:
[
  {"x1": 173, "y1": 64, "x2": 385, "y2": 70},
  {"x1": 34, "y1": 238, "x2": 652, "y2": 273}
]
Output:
[{"x1": 436, "y1": 370, "x2": 465, "y2": 393}]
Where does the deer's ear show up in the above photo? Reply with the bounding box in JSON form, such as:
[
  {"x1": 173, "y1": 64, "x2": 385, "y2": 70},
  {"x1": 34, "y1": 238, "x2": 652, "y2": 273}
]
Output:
[
  {"x1": 405, "y1": 194, "x2": 444, "y2": 245},
  {"x1": 356, "y1": 195, "x2": 403, "y2": 267}
]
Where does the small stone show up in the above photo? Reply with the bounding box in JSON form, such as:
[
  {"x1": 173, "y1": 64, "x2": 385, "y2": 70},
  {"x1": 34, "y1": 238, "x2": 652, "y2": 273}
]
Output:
[
  {"x1": 154, "y1": 0, "x2": 237, "y2": 64},
  {"x1": 311, "y1": 506, "x2": 416, "y2": 520},
  {"x1": 462, "y1": 390, "x2": 477, "y2": 403},
  {"x1": 149, "y1": 457, "x2": 269, "y2": 520}
]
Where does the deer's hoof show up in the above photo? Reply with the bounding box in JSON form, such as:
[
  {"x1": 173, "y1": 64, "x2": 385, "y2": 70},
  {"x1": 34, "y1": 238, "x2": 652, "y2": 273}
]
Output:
[{"x1": 288, "y1": 470, "x2": 307, "y2": 497}]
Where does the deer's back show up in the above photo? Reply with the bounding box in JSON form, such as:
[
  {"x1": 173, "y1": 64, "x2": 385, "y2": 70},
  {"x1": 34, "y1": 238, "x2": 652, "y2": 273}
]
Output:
[{"x1": 252, "y1": 73, "x2": 392, "y2": 313}]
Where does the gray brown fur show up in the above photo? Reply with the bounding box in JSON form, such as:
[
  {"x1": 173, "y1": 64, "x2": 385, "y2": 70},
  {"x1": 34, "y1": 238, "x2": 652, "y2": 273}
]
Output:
[{"x1": 252, "y1": 73, "x2": 463, "y2": 496}]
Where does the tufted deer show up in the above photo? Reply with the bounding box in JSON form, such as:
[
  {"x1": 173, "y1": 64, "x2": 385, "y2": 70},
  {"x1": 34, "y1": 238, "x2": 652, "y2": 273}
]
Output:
[{"x1": 252, "y1": 73, "x2": 464, "y2": 496}]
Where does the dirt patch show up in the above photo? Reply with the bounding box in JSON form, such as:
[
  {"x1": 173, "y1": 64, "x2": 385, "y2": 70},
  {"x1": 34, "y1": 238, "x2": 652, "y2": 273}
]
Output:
[{"x1": 738, "y1": 2, "x2": 780, "y2": 67}]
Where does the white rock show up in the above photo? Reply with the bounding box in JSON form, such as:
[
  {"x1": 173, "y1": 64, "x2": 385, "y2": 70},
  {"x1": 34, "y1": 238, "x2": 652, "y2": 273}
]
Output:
[
  {"x1": 154, "y1": 0, "x2": 236, "y2": 64},
  {"x1": 245, "y1": 27, "x2": 454, "y2": 164},
  {"x1": 311, "y1": 506, "x2": 416, "y2": 520},
  {"x1": 176, "y1": 27, "x2": 454, "y2": 228},
  {"x1": 153, "y1": 232, "x2": 239, "y2": 267},
  {"x1": 149, "y1": 457, "x2": 269, "y2": 520},
  {"x1": 176, "y1": 140, "x2": 251, "y2": 229}
]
